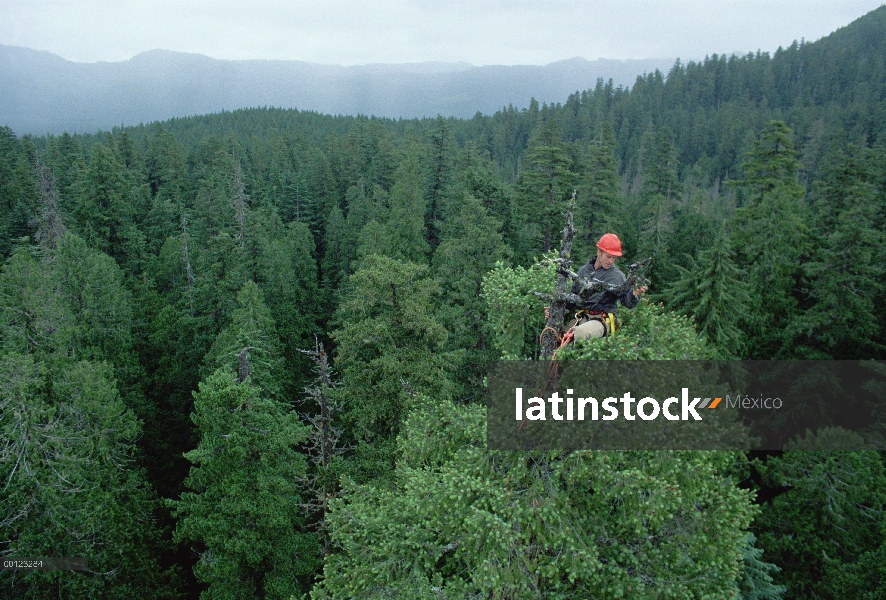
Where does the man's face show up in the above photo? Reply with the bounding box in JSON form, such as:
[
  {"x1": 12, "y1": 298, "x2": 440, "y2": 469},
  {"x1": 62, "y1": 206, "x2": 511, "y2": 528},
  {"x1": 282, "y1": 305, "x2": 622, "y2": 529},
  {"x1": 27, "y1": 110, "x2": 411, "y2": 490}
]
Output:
[{"x1": 596, "y1": 248, "x2": 616, "y2": 269}]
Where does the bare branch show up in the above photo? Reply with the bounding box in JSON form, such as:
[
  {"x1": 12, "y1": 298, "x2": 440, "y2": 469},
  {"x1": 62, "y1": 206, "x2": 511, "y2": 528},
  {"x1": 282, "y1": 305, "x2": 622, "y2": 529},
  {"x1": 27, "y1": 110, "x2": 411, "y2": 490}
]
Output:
[
  {"x1": 32, "y1": 155, "x2": 67, "y2": 254},
  {"x1": 237, "y1": 347, "x2": 251, "y2": 383}
]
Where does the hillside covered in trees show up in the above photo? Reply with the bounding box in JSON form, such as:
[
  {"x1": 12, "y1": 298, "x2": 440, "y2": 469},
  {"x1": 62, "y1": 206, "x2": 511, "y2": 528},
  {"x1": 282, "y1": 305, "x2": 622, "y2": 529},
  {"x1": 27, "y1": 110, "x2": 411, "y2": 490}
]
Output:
[{"x1": 1, "y1": 6, "x2": 885, "y2": 599}]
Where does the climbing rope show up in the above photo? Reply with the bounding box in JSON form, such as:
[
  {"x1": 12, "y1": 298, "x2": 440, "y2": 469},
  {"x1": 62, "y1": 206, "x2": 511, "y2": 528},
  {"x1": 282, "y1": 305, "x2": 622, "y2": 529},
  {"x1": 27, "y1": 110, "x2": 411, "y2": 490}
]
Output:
[
  {"x1": 518, "y1": 325, "x2": 575, "y2": 431},
  {"x1": 539, "y1": 325, "x2": 575, "y2": 360}
]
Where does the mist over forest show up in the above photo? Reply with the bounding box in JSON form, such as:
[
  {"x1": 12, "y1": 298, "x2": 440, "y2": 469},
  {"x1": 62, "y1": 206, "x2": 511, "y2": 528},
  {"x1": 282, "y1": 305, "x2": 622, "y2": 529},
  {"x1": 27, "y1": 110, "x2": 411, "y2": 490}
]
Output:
[{"x1": 0, "y1": 46, "x2": 674, "y2": 135}]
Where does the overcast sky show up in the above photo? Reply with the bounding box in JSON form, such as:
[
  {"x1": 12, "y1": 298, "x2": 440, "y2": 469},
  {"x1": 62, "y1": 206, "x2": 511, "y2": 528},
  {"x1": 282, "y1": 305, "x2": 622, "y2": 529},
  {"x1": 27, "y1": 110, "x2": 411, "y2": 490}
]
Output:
[{"x1": 2, "y1": 1, "x2": 884, "y2": 66}]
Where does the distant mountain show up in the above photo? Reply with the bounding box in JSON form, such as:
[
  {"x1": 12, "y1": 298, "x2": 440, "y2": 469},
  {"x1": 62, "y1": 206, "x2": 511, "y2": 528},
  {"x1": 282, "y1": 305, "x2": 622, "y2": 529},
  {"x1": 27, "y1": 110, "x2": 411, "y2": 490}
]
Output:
[{"x1": 0, "y1": 46, "x2": 676, "y2": 135}]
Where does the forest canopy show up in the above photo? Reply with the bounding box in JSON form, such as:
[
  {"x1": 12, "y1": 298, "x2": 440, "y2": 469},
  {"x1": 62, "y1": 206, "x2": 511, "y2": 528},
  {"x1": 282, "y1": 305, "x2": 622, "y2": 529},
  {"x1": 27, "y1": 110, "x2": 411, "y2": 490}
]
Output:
[{"x1": 1, "y1": 6, "x2": 885, "y2": 599}]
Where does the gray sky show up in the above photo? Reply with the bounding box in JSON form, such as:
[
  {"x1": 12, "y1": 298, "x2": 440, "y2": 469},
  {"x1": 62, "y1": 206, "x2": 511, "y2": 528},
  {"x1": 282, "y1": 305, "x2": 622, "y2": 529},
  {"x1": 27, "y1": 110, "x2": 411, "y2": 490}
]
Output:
[{"x1": 2, "y1": 0, "x2": 884, "y2": 65}]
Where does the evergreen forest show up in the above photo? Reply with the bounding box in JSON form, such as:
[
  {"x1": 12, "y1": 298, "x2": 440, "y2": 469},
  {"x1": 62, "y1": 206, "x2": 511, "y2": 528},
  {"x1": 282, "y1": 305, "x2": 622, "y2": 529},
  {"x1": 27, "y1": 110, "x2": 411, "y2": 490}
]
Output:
[{"x1": 2, "y1": 6, "x2": 886, "y2": 599}]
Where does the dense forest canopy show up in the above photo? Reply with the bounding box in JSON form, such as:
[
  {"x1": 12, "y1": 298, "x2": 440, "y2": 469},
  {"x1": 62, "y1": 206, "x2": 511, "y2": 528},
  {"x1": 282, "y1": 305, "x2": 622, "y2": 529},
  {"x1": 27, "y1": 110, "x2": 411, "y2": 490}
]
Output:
[{"x1": 1, "y1": 6, "x2": 885, "y2": 599}]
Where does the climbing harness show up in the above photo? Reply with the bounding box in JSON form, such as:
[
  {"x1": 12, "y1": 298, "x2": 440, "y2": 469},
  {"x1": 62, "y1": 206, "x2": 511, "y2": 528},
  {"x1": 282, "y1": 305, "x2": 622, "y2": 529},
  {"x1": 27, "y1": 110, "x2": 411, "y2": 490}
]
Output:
[
  {"x1": 571, "y1": 309, "x2": 616, "y2": 337},
  {"x1": 521, "y1": 310, "x2": 615, "y2": 431}
]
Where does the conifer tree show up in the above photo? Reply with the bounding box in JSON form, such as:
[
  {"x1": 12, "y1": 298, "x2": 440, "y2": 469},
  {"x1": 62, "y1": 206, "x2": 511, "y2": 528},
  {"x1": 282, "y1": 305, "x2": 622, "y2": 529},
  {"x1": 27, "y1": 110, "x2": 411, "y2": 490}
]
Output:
[
  {"x1": 432, "y1": 192, "x2": 508, "y2": 400},
  {"x1": 45, "y1": 132, "x2": 85, "y2": 206},
  {"x1": 144, "y1": 127, "x2": 190, "y2": 254},
  {"x1": 667, "y1": 169, "x2": 725, "y2": 268},
  {"x1": 754, "y1": 443, "x2": 886, "y2": 598},
  {"x1": 331, "y1": 255, "x2": 456, "y2": 478},
  {"x1": 203, "y1": 280, "x2": 284, "y2": 399},
  {"x1": 319, "y1": 202, "x2": 350, "y2": 291},
  {"x1": 378, "y1": 153, "x2": 430, "y2": 264},
  {"x1": 788, "y1": 144, "x2": 885, "y2": 358},
  {"x1": 456, "y1": 142, "x2": 512, "y2": 231},
  {"x1": 0, "y1": 248, "x2": 70, "y2": 357},
  {"x1": 260, "y1": 220, "x2": 322, "y2": 393},
  {"x1": 169, "y1": 369, "x2": 318, "y2": 599},
  {"x1": 50, "y1": 233, "x2": 147, "y2": 412},
  {"x1": 312, "y1": 395, "x2": 757, "y2": 599},
  {"x1": 301, "y1": 145, "x2": 340, "y2": 240},
  {"x1": 256, "y1": 127, "x2": 299, "y2": 219},
  {"x1": 736, "y1": 534, "x2": 787, "y2": 600},
  {"x1": 71, "y1": 142, "x2": 131, "y2": 260},
  {"x1": 481, "y1": 258, "x2": 556, "y2": 360},
  {"x1": 665, "y1": 230, "x2": 751, "y2": 358},
  {"x1": 729, "y1": 121, "x2": 810, "y2": 357},
  {"x1": 0, "y1": 354, "x2": 173, "y2": 598},
  {"x1": 0, "y1": 127, "x2": 38, "y2": 258},
  {"x1": 574, "y1": 122, "x2": 622, "y2": 259},
  {"x1": 191, "y1": 135, "x2": 240, "y2": 240},
  {"x1": 637, "y1": 124, "x2": 681, "y2": 285},
  {"x1": 423, "y1": 115, "x2": 457, "y2": 251},
  {"x1": 1, "y1": 244, "x2": 173, "y2": 597},
  {"x1": 514, "y1": 118, "x2": 577, "y2": 260}
]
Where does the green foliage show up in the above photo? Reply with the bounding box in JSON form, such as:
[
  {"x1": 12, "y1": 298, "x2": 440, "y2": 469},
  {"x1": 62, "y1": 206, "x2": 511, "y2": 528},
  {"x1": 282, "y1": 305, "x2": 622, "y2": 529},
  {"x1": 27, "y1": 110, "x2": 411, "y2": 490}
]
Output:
[
  {"x1": 422, "y1": 115, "x2": 458, "y2": 250},
  {"x1": 637, "y1": 124, "x2": 681, "y2": 284},
  {"x1": 574, "y1": 122, "x2": 622, "y2": 259},
  {"x1": 332, "y1": 255, "x2": 456, "y2": 449},
  {"x1": 738, "y1": 122, "x2": 804, "y2": 200},
  {"x1": 144, "y1": 127, "x2": 189, "y2": 254},
  {"x1": 190, "y1": 135, "x2": 242, "y2": 240},
  {"x1": 454, "y1": 142, "x2": 512, "y2": 232},
  {"x1": 70, "y1": 142, "x2": 133, "y2": 260},
  {"x1": 169, "y1": 369, "x2": 318, "y2": 599},
  {"x1": 729, "y1": 121, "x2": 811, "y2": 358},
  {"x1": 432, "y1": 192, "x2": 509, "y2": 400},
  {"x1": 260, "y1": 220, "x2": 322, "y2": 395},
  {"x1": 557, "y1": 301, "x2": 713, "y2": 360},
  {"x1": 0, "y1": 127, "x2": 39, "y2": 259},
  {"x1": 386, "y1": 152, "x2": 430, "y2": 263},
  {"x1": 203, "y1": 280, "x2": 285, "y2": 399},
  {"x1": 788, "y1": 144, "x2": 885, "y2": 358},
  {"x1": 0, "y1": 353, "x2": 173, "y2": 598},
  {"x1": 827, "y1": 541, "x2": 886, "y2": 600},
  {"x1": 0, "y1": 247, "x2": 70, "y2": 357},
  {"x1": 513, "y1": 119, "x2": 577, "y2": 260},
  {"x1": 754, "y1": 444, "x2": 886, "y2": 598},
  {"x1": 736, "y1": 534, "x2": 786, "y2": 600},
  {"x1": 481, "y1": 258, "x2": 555, "y2": 359},
  {"x1": 0, "y1": 237, "x2": 172, "y2": 597},
  {"x1": 53, "y1": 233, "x2": 136, "y2": 366},
  {"x1": 312, "y1": 395, "x2": 757, "y2": 599},
  {"x1": 354, "y1": 152, "x2": 430, "y2": 265},
  {"x1": 1, "y1": 234, "x2": 146, "y2": 415},
  {"x1": 665, "y1": 231, "x2": 752, "y2": 358},
  {"x1": 319, "y1": 202, "x2": 350, "y2": 290}
]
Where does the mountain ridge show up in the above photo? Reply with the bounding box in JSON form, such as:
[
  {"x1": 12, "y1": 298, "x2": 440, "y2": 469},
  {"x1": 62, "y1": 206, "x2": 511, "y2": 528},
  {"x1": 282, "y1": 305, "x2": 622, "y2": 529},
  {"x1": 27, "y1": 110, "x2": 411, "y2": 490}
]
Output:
[{"x1": 0, "y1": 45, "x2": 675, "y2": 135}]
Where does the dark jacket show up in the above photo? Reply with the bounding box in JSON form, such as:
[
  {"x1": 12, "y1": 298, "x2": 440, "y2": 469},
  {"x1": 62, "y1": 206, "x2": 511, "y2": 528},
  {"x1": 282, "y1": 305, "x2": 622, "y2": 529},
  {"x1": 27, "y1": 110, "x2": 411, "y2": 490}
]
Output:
[{"x1": 570, "y1": 259, "x2": 639, "y2": 313}]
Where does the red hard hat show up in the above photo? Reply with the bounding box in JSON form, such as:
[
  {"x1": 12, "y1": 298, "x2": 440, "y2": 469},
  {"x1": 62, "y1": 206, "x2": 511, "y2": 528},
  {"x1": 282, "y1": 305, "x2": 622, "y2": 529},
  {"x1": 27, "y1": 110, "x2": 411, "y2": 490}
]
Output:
[{"x1": 596, "y1": 233, "x2": 622, "y2": 256}]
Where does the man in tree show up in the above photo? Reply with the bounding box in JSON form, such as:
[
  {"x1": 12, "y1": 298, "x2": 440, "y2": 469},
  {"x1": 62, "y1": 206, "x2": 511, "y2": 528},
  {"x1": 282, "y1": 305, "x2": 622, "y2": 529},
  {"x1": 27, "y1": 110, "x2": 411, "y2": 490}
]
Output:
[{"x1": 567, "y1": 233, "x2": 647, "y2": 339}]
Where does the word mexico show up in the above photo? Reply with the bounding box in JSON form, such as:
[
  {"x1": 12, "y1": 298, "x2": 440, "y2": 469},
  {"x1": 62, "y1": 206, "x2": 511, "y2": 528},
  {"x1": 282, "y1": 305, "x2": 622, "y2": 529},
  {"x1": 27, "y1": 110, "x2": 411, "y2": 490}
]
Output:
[{"x1": 515, "y1": 388, "x2": 725, "y2": 421}]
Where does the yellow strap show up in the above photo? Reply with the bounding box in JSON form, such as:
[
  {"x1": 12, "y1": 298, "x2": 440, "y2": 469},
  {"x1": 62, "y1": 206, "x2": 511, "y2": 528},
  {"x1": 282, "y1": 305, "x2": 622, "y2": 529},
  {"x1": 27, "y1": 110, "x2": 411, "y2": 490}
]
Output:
[{"x1": 575, "y1": 310, "x2": 616, "y2": 336}]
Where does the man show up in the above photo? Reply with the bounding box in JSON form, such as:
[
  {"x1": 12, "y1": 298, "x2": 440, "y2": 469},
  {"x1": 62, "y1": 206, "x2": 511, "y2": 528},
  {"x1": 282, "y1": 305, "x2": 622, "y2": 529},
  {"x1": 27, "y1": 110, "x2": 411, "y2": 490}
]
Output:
[{"x1": 569, "y1": 233, "x2": 647, "y2": 339}]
